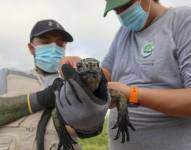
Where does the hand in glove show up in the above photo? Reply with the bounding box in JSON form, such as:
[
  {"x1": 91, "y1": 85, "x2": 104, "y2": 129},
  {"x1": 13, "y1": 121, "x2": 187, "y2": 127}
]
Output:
[
  {"x1": 56, "y1": 60, "x2": 110, "y2": 139},
  {"x1": 29, "y1": 78, "x2": 64, "y2": 112}
]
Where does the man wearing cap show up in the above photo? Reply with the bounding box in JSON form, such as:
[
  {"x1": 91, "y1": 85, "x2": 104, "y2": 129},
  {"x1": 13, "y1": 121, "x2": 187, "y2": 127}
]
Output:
[
  {"x1": 0, "y1": 19, "x2": 80, "y2": 150},
  {"x1": 101, "y1": 0, "x2": 191, "y2": 150},
  {"x1": 61, "y1": 0, "x2": 191, "y2": 149}
]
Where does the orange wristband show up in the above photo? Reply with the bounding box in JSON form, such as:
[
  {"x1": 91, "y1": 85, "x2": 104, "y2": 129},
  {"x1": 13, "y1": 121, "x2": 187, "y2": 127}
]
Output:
[{"x1": 129, "y1": 86, "x2": 139, "y2": 105}]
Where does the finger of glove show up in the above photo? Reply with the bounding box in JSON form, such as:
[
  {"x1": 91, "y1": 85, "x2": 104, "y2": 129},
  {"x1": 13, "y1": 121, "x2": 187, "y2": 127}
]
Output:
[
  {"x1": 62, "y1": 64, "x2": 95, "y2": 92},
  {"x1": 61, "y1": 64, "x2": 76, "y2": 79},
  {"x1": 52, "y1": 78, "x2": 64, "y2": 91}
]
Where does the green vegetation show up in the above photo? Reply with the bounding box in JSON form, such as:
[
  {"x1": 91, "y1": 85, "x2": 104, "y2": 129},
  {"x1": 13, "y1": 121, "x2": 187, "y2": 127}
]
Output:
[{"x1": 79, "y1": 120, "x2": 109, "y2": 150}]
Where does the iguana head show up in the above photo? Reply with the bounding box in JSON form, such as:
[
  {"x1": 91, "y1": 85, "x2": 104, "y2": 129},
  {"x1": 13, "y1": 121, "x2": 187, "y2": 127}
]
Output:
[{"x1": 76, "y1": 58, "x2": 102, "y2": 91}]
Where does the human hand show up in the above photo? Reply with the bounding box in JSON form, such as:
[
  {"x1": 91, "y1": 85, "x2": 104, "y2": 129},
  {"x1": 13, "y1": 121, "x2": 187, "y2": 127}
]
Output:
[
  {"x1": 36, "y1": 78, "x2": 64, "y2": 108},
  {"x1": 108, "y1": 82, "x2": 130, "y2": 100},
  {"x1": 60, "y1": 56, "x2": 81, "y2": 68},
  {"x1": 66, "y1": 125, "x2": 77, "y2": 137}
]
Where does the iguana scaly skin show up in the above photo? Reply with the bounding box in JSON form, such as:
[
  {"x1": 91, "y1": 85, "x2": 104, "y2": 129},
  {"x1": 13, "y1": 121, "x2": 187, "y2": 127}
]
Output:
[{"x1": 76, "y1": 58, "x2": 102, "y2": 91}]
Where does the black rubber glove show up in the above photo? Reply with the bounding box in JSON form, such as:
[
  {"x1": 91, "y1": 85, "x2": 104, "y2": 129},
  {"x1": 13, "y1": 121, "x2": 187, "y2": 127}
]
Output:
[
  {"x1": 37, "y1": 78, "x2": 64, "y2": 108},
  {"x1": 36, "y1": 87, "x2": 55, "y2": 108},
  {"x1": 35, "y1": 78, "x2": 64, "y2": 108}
]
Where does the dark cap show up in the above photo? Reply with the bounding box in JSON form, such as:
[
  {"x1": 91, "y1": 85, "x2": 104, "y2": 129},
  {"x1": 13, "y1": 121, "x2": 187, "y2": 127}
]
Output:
[{"x1": 30, "y1": 19, "x2": 73, "y2": 42}]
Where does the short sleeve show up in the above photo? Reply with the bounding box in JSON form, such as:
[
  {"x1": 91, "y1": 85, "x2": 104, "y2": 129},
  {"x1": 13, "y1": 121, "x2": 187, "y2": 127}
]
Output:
[
  {"x1": 101, "y1": 27, "x2": 123, "y2": 72},
  {"x1": 174, "y1": 8, "x2": 191, "y2": 87}
]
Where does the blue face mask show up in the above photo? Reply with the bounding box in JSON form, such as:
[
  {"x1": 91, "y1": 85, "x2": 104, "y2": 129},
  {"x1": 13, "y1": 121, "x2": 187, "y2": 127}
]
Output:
[
  {"x1": 118, "y1": 0, "x2": 151, "y2": 31},
  {"x1": 34, "y1": 43, "x2": 65, "y2": 73}
]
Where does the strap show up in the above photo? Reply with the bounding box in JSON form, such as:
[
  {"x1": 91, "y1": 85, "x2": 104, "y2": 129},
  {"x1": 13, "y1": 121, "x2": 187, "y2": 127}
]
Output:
[
  {"x1": 27, "y1": 94, "x2": 33, "y2": 114},
  {"x1": 129, "y1": 86, "x2": 139, "y2": 105}
]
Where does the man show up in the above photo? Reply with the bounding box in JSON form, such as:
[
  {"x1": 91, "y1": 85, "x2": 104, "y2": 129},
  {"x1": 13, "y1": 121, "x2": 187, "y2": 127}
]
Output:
[
  {"x1": 0, "y1": 19, "x2": 80, "y2": 150},
  {"x1": 61, "y1": 0, "x2": 191, "y2": 149},
  {"x1": 102, "y1": 0, "x2": 191, "y2": 150}
]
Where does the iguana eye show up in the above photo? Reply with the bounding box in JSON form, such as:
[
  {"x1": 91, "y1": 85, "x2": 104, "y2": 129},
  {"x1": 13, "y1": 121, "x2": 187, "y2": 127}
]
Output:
[{"x1": 93, "y1": 74, "x2": 97, "y2": 79}]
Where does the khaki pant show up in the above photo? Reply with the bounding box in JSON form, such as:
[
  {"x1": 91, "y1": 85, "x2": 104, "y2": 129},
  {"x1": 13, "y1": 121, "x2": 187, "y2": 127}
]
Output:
[
  {"x1": 0, "y1": 113, "x2": 59, "y2": 150},
  {"x1": 0, "y1": 111, "x2": 81, "y2": 150}
]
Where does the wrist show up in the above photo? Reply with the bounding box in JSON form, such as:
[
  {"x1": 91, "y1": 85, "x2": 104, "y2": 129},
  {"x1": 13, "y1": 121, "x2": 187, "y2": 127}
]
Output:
[
  {"x1": 36, "y1": 87, "x2": 55, "y2": 108},
  {"x1": 128, "y1": 86, "x2": 139, "y2": 106},
  {"x1": 27, "y1": 93, "x2": 43, "y2": 113}
]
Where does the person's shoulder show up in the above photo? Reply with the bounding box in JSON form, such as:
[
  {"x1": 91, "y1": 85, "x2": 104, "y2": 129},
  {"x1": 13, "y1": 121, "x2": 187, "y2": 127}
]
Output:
[
  {"x1": 113, "y1": 26, "x2": 130, "y2": 42},
  {"x1": 118, "y1": 26, "x2": 130, "y2": 35},
  {"x1": 170, "y1": 6, "x2": 191, "y2": 18},
  {"x1": 172, "y1": 6, "x2": 191, "y2": 13},
  {"x1": 167, "y1": 7, "x2": 191, "y2": 32},
  {"x1": 0, "y1": 67, "x2": 9, "y2": 77},
  {"x1": 0, "y1": 67, "x2": 36, "y2": 79}
]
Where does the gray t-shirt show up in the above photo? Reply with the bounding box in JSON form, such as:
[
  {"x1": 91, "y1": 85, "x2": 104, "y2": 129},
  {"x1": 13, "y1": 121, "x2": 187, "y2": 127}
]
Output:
[{"x1": 102, "y1": 7, "x2": 191, "y2": 150}]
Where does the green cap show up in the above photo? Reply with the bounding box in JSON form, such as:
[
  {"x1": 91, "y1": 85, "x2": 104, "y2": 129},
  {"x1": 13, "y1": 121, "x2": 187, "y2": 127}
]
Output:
[{"x1": 104, "y1": 0, "x2": 131, "y2": 17}]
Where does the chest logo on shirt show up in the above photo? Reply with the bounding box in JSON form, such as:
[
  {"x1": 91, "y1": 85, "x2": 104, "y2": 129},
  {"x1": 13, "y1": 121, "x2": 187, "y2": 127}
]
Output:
[{"x1": 141, "y1": 42, "x2": 155, "y2": 58}]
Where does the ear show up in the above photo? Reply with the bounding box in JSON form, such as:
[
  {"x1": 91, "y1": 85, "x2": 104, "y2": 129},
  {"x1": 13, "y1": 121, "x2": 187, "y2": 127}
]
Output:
[{"x1": 28, "y1": 43, "x2": 35, "y2": 55}]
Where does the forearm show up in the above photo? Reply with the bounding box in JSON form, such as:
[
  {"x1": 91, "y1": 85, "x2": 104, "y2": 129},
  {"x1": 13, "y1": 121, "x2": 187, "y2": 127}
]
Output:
[
  {"x1": 138, "y1": 88, "x2": 191, "y2": 118},
  {"x1": 0, "y1": 95, "x2": 30, "y2": 125},
  {"x1": 108, "y1": 82, "x2": 191, "y2": 117},
  {"x1": 0, "y1": 94, "x2": 43, "y2": 126}
]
